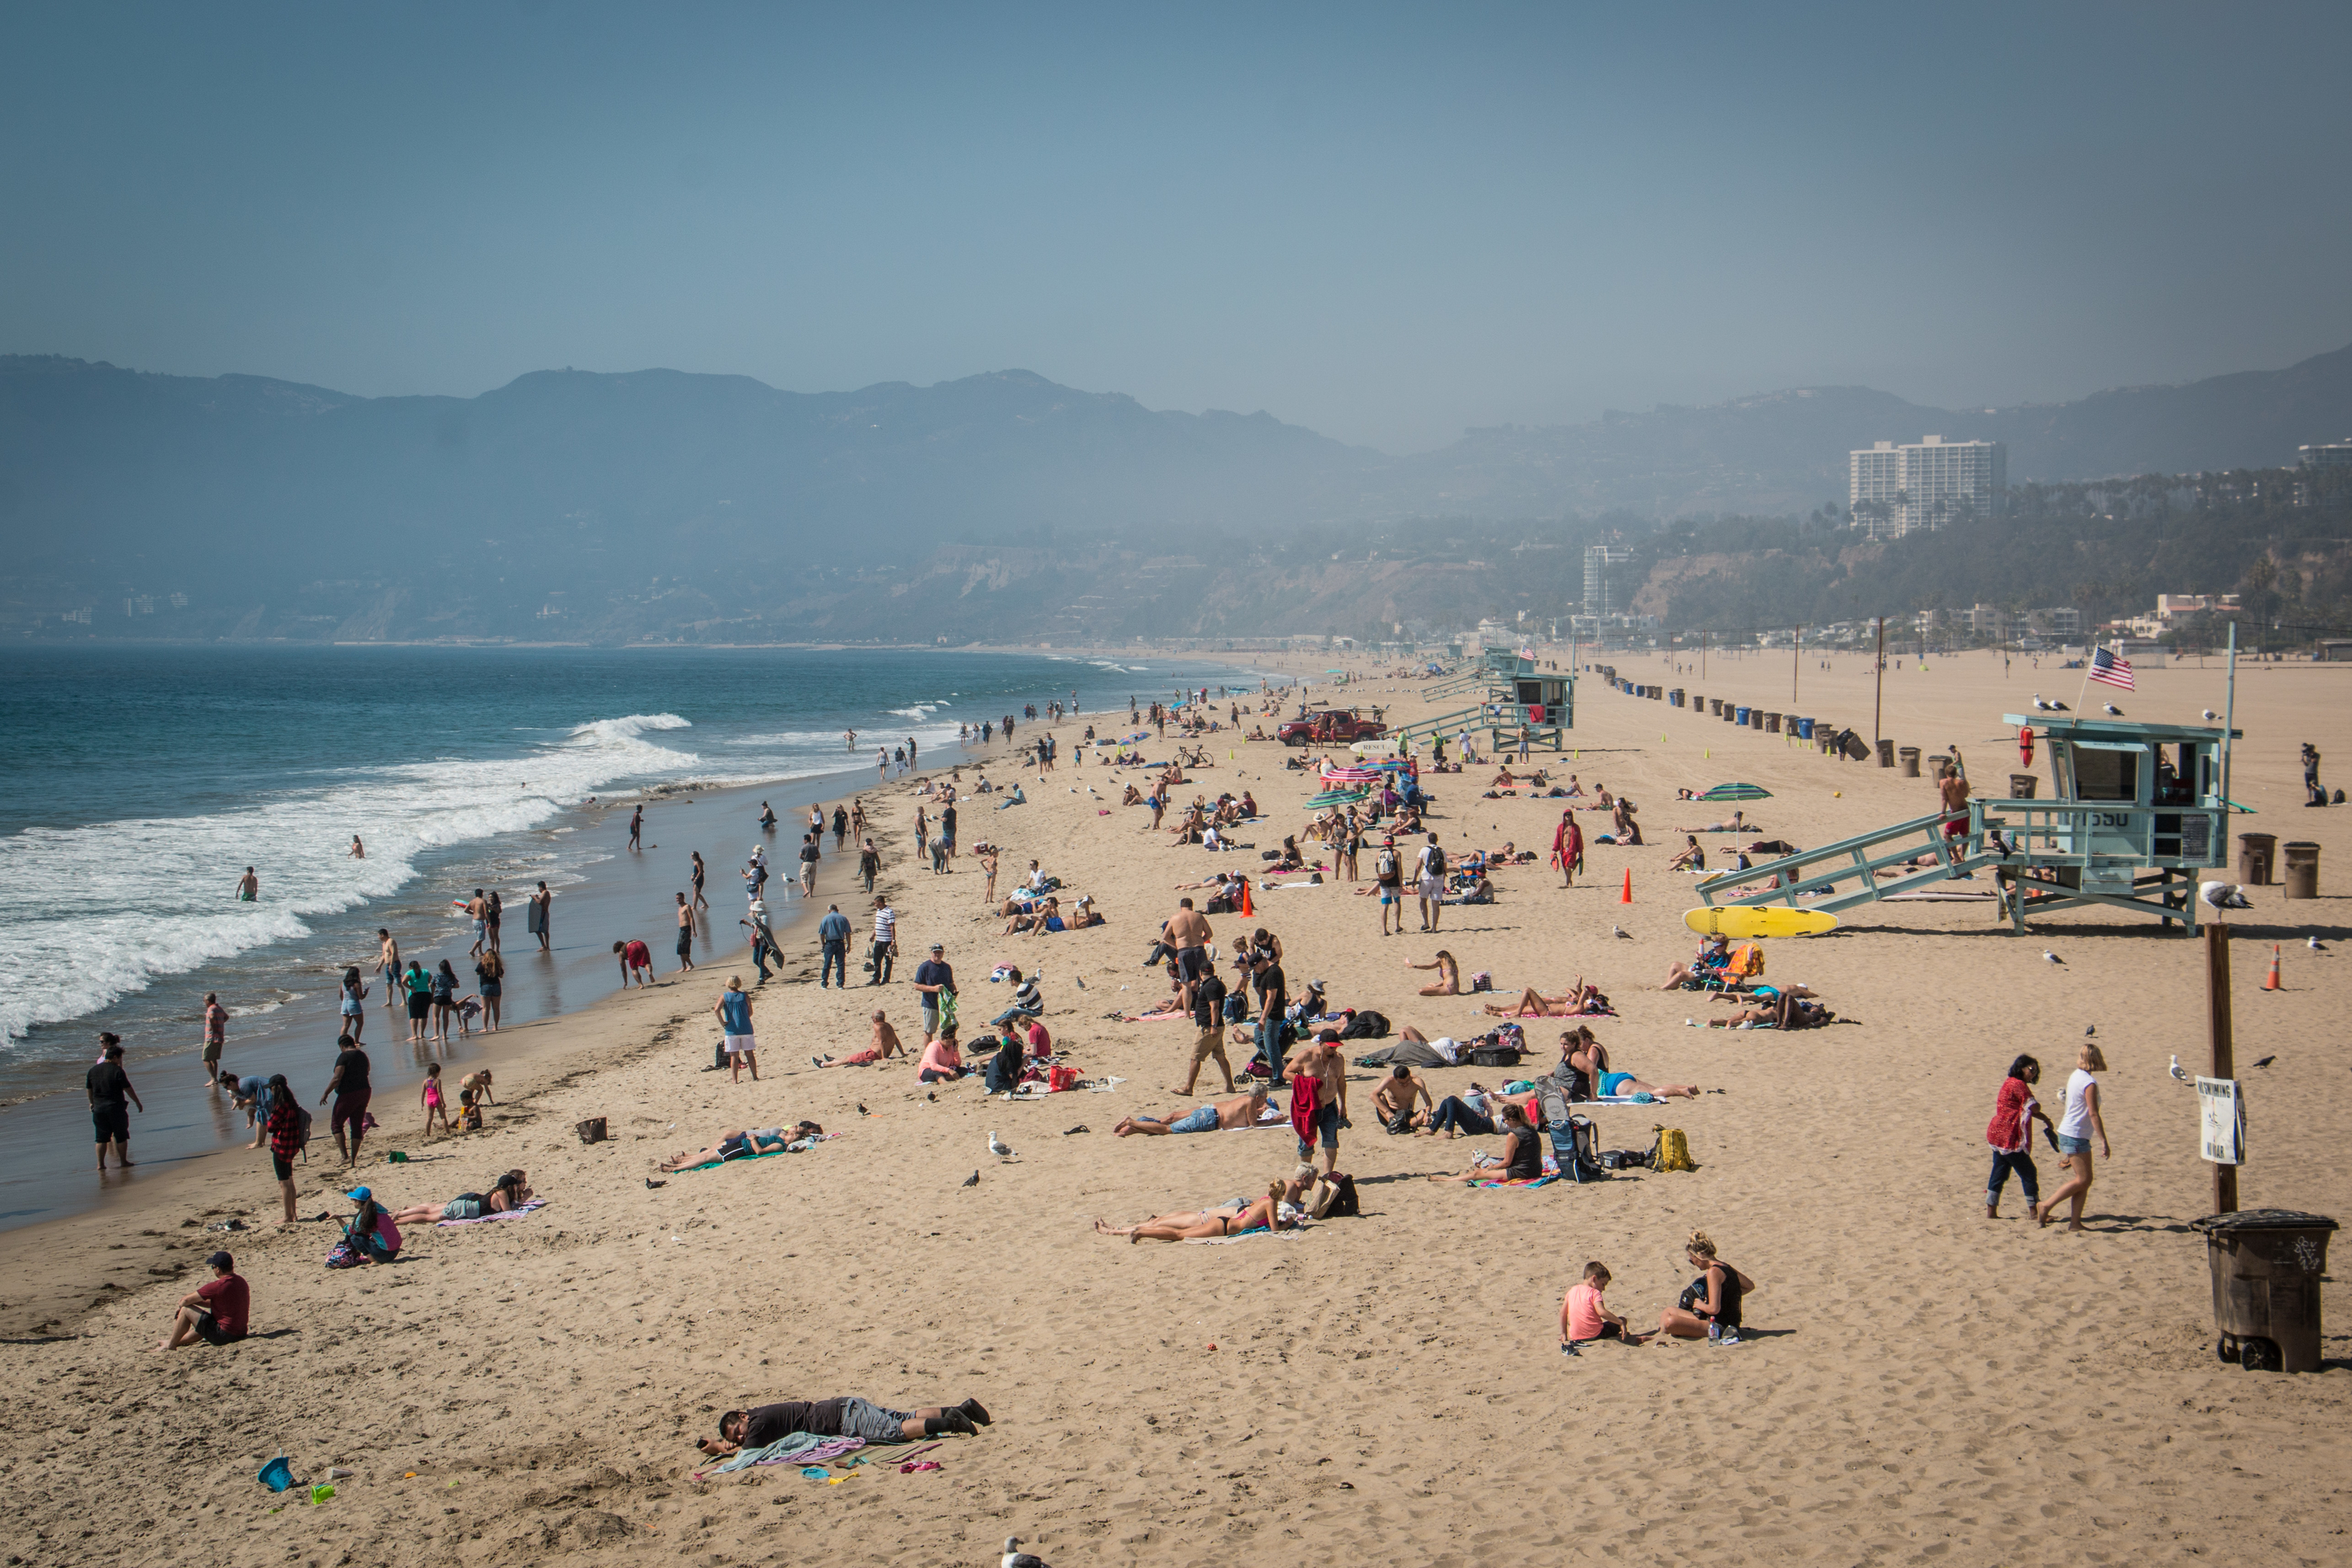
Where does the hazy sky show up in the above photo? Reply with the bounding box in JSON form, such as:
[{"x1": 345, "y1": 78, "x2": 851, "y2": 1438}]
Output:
[{"x1": 5, "y1": 2, "x2": 2348, "y2": 452}]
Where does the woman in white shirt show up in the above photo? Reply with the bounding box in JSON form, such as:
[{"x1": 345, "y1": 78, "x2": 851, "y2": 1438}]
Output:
[{"x1": 2034, "y1": 1043, "x2": 2110, "y2": 1231}]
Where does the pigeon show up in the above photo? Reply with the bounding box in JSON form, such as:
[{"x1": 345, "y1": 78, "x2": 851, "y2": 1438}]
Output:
[
  {"x1": 2203, "y1": 710, "x2": 2220, "y2": 723},
  {"x1": 960, "y1": 1169, "x2": 980, "y2": 1187},
  {"x1": 856, "y1": 1102, "x2": 870, "y2": 1116},
  {"x1": 1074, "y1": 975, "x2": 1086, "y2": 989},
  {"x1": 645, "y1": 1178, "x2": 666, "y2": 1189},
  {"x1": 2252, "y1": 1055, "x2": 2276, "y2": 1070},
  {"x1": 988, "y1": 1130, "x2": 1014, "y2": 1158},
  {"x1": 2103, "y1": 703, "x2": 2124, "y2": 716},
  {"x1": 1002, "y1": 1540, "x2": 1050, "y2": 1568},
  {"x1": 2200, "y1": 880, "x2": 2253, "y2": 910},
  {"x1": 2085, "y1": 1024, "x2": 2096, "y2": 1035},
  {"x1": 2043, "y1": 950, "x2": 2063, "y2": 964},
  {"x1": 2168, "y1": 1054, "x2": 2190, "y2": 1083}
]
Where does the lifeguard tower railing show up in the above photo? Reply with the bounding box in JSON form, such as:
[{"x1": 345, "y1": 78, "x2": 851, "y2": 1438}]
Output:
[
  {"x1": 1694, "y1": 715, "x2": 2237, "y2": 933},
  {"x1": 1391, "y1": 678, "x2": 1577, "y2": 756},
  {"x1": 1420, "y1": 648, "x2": 1526, "y2": 704}
]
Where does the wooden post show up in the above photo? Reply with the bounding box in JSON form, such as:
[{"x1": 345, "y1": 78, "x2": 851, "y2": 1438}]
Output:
[
  {"x1": 2206, "y1": 923, "x2": 2237, "y2": 1214},
  {"x1": 1873, "y1": 616, "x2": 1886, "y2": 749},
  {"x1": 1792, "y1": 626, "x2": 1801, "y2": 704}
]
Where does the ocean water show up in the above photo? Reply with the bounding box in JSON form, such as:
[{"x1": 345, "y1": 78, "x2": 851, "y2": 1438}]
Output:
[{"x1": 0, "y1": 643, "x2": 1242, "y2": 1076}]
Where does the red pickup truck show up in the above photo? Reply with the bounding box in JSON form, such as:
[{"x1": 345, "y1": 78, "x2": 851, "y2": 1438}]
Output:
[{"x1": 1277, "y1": 710, "x2": 1388, "y2": 746}]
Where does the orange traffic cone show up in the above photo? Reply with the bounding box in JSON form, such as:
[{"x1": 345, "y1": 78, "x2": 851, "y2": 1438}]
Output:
[
  {"x1": 1240, "y1": 880, "x2": 1253, "y2": 919},
  {"x1": 2264, "y1": 945, "x2": 2282, "y2": 991},
  {"x1": 1619, "y1": 867, "x2": 1634, "y2": 904}
]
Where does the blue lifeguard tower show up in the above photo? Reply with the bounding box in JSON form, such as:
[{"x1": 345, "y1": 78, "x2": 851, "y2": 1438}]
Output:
[
  {"x1": 1697, "y1": 714, "x2": 2239, "y2": 933},
  {"x1": 1396, "y1": 650, "x2": 1575, "y2": 754}
]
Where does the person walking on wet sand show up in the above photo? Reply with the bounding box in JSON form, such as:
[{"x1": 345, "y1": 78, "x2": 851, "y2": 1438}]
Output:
[
  {"x1": 377, "y1": 928, "x2": 402, "y2": 1008},
  {"x1": 691, "y1": 851, "x2": 709, "y2": 911},
  {"x1": 321, "y1": 1032, "x2": 372, "y2": 1166},
  {"x1": 628, "y1": 804, "x2": 644, "y2": 850},
  {"x1": 673, "y1": 892, "x2": 697, "y2": 975},
  {"x1": 528, "y1": 884, "x2": 552, "y2": 952},
  {"x1": 715, "y1": 975, "x2": 760, "y2": 1082},
  {"x1": 88, "y1": 1035, "x2": 142, "y2": 1171},
  {"x1": 201, "y1": 991, "x2": 230, "y2": 1086}
]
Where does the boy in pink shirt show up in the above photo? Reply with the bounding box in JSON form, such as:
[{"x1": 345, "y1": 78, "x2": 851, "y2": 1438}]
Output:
[{"x1": 1560, "y1": 1261, "x2": 1643, "y2": 1354}]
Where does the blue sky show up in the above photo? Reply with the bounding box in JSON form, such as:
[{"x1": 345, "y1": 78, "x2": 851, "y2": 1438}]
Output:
[{"x1": 4, "y1": 2, "x2": 2347, "y2": 452}]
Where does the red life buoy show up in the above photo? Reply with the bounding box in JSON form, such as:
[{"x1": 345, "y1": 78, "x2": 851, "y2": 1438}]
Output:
[{"x1": 2018, "y1": 725, "x2": 2035, "y2": 766}]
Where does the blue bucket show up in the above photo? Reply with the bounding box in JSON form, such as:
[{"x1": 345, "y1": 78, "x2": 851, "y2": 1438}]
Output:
[{"x1": 258, "y1": 1455, "x2": 295, "y2": 1492}]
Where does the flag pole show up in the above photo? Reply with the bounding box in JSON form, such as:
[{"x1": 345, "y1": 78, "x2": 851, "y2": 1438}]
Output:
[{"x1": 2074, "y1": 636, "x2": 2100, "y2": 714}]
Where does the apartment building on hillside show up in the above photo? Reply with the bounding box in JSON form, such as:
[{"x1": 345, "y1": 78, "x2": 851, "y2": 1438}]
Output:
[{"x1": 1849, "y1": 436, "x2": 2007, "y2": 539}]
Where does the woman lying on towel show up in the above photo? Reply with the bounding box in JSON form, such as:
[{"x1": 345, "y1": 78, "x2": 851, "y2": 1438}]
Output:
[
  {"x1": 1093, "y1": 1178, "x2": 1297, "y2": 1242},
  {"x1": 1427, "y1": 1102, "x2": 1543, "y2": 1182},
  {"x1": 1707, "y1": 987, "x2": 1834, "y2": 1030},
  {"x1": 1482, "y1": 980, "x2": 1606, "y2": 1018},
  {"x1": 388, "y1": 1169, "x2": 531, "y2": 1223}
]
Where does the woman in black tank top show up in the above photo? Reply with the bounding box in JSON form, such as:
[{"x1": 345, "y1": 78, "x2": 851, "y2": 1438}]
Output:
[{"x1": 1655, "y1": 1230, "x2": 1753, "y2": 1341}]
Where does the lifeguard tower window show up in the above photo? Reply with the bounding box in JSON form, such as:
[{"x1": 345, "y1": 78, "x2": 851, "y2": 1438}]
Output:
[{"x1": 2072, "y1": 746, "x2": 2138, "y2": 802}]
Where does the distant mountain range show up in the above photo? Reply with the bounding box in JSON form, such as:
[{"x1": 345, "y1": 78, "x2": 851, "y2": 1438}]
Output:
[{"x1": 3, "y1": 341, "x2": 2347, "y2": 641}]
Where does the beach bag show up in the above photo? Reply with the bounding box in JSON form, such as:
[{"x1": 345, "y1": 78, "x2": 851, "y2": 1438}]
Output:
[
  {"x1": 1311, "y1": 1172, "x2": 1359, "y2": 1219},
  {"x1": 1466, "y1": 1043, "x2": 1521, "y2": 1067},
  {"x1": 1337, "y1": 1010, "x2": 1390, "y2": 1040},
  {"x1": 1650, "y1": 1127, "x2": 1696, "y2": 1173},
  {"x1": 1047, "y1": 1065, "x2": 1081, "y2": 1093},
  {"x1": 1468, "y1": 971, "x2": 1493, "y2": 992}
]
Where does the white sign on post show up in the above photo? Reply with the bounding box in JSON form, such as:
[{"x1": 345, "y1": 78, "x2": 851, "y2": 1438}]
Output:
[{"x1": 2196, "y1": 1076, "x2": 2244, "y2": 1166}]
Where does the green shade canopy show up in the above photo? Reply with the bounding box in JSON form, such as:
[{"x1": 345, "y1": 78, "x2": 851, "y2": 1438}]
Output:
[
  {"x1": 1304, "y1": 789, "x2": 1367, "y2": 808},
  {"x1": 1700, "y1": 782, "x2": 1772, "y2": 802}
]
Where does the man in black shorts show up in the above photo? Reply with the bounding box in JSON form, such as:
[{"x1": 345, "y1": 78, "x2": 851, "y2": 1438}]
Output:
[
  {"x1": 697, "y1": 1393, "x2": 994, "y2": 1455},
  {"x1": 87, "y1": 1035, "x2": 142, "y2": 1171},
  {"x1": 1161, "y1": 897, "x2": 1214, "y2": 1014},
  {"x1": 153, "y1": 1250, "x2": 249, "y2": 1351},
  {"x1": 319, "y1": 1033, "x2": 371, "y2": 1166}
]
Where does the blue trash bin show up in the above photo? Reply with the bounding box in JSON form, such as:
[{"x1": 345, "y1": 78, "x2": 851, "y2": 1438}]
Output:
[
  {"x1": 1734, "y1": 706, "x2": 1750, "y2": 725},
  {"x1": 1798, "y1": 717, "x2": 1815, "y2": 740}
]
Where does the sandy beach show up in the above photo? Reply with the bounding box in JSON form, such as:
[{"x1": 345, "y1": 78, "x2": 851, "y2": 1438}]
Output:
[{"x1": 5, "y1": 645, "x2": 2350, "y2": 1567}]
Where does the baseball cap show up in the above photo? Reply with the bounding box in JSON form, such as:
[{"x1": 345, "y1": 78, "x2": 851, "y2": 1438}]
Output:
[
  {"x1": 929, "y1": 942, "x2": 944, "y2": 952},
  {"x1": 205, "y1": 1250, "x2": 234, "y2": 1269},
  {"x1": 347, "y1": 1186, "x2": 371, "y2": 1201}
]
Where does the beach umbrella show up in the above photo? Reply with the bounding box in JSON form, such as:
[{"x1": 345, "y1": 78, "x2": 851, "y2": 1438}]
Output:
[
  {"x1": 1304, "y1": 789, "x2": 1368, "y2": 808},
  {"x1": 1699, "y1": 782, "x2": 1772, "y2": 802}
]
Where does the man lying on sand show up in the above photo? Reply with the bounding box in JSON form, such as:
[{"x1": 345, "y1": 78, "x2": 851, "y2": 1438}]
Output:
[
  {"x1": 654, "y1": 1124, "x2": 821, "y2": 1171},
  {"x1": 699, "y1": 1395, "x2": 993, "y2": 1453},
  {"x1": 1708, "y1": 988, "x2": 1834, "y2": 1029},
  {"x1": 1114, "y1": 1086, "x2": 1269, "y2": 1136}
]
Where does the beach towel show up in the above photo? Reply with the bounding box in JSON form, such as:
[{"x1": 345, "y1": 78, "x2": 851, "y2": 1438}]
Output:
[
  {"x1": 676, "y1": 1132, "x2": 840, "y2": 1172},
  {"x1": 437, "y1": 1197, "x2": 550, "y2": 1227},
  {"x1": 700, "y1": 1433, "x2": 866, "y2": 1478},
  {"x1": 1186, "y1": 1224, "x2": 1312, "y2": 1244}
]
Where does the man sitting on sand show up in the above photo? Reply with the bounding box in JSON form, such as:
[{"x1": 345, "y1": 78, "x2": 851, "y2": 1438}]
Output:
[
  {"x1": 699, "y1": 1394, "x2": 994, "y2": 1454},
  {"x1": 814, "y1": 1011, "x2": 907, "y2": 1068},
  {"x1": 1374, "y1": 1063, "x2": 1433, "y2": 1133},
  {"x1": 151, "y1": 1250, "x2": 248, "y2": 1351},
  {"x1": 1114, "y1": 1086, "x2": 1269, "y2": 1136}
]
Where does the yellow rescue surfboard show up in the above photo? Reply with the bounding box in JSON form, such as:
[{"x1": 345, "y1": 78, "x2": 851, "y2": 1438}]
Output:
[{"x1": 1684, "y1": 906, "x2": 1838, "y2": 939}]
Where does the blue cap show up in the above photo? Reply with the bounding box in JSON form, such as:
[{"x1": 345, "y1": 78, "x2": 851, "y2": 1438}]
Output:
[{"x1": 347, "y1": 1186, "x2": 371, "y2": 1200}]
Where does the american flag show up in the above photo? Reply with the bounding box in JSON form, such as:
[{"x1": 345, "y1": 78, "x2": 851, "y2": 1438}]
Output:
[{"x1": 2088, "y1": 644, "x2": 2136, "y2": 692}]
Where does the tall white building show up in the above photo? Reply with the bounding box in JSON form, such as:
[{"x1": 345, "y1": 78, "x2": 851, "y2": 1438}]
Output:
[
  {"x1": 1849, "y1": 436, "x2": 2006, "y2": 537},
  {"x1": 1583, "y1": 544, "x2": 1635, "y2": 616}
]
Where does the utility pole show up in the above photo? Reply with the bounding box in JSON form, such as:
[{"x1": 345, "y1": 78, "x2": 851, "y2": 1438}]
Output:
[
  {"x1": 1873, "y1": 616, "x2": 1886, "y2": 748},
  {"x1": 1792, "y1": 626, "x2": 1802, "y2": 705},
  {"x1": 1700, "y1": 630, "x2": 1707, "y2": 683},
  {"x1": 2207, "y1": 923, "x2": 2237, "y2": 1215}
]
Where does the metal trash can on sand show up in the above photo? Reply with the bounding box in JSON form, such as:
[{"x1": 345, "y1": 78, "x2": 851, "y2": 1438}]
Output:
[
  {"x1": 2191, "y1": 1210, "x2": 2337, "y2": 1372},
  {"x1": 2282, "y1": 841, "x2": 2320, "y2": 900},
  {"x1": 1876, "y1": 737, "x2": 1896, "y2": 768},
  {"x1": 2009, "y1": 773, "x2": 2038, "y2": 799},
  {"x1": 1898, "y1": 746, "x2": 1921, "y2": 778},
  {"x1": 2236, "y1": 831, "x2": 2278, "y2": 886}
]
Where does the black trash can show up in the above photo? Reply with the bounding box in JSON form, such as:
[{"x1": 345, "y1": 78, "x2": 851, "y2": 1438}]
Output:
[{"x1": 2191, "y1": 1209, "x2": 2337, "y2": 1372}]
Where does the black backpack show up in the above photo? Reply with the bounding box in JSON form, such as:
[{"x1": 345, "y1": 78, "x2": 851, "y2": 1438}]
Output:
[
  {"x1": 1337, "y1": 1009, "x2": 1390, "y2": 1039},
  {"x1": 1425, "y1": 844, "x2": 1446, "y2": 876},
  {"x1": 1317, "y1": 1172, "x2": 1360, "y2": 1218}
]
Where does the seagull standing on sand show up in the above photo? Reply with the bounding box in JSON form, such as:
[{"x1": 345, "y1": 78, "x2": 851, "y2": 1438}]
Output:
[
  {"x1": 2169, "y1": 1054, "x2": 2190, "y2": 1083},
  {"x1": 2043, "y1": 950, "x2": 2063, "y2": 965},
  {"x1": 1002, "y1": 1539, "x2": 1050, "y2": 1568},
  {"x1": 988, "y1": 1131, "x2": 1014, "y2": 1158}
]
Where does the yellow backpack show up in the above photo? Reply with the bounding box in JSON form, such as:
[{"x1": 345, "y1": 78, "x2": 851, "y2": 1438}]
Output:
[{"x1": 1651, "y1": 1126, "x2": 1695, "y2": 1173}]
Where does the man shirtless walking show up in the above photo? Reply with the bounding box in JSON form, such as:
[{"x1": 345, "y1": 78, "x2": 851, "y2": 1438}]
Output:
[{"x1": 1162, "y1": 897, "x2": 1214, "y2": 1014}]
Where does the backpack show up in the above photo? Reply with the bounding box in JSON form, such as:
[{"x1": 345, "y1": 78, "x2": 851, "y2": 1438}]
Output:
[
  {"x1": 1466, "y1": 1042, "x2": 1521, "y2": 1067},
  {"x1": 1425, "y1": 845, "x2": 1446, "y2": 876},
  {"x1": 1535, "y1": 1080, "x2": 1609, "y2": 1182},
  {"x1": 1337, "y1": 1009, "x2": 1390, "y2": 1039},
  {"x1": 1650, "y1": 1127, "x2": 1696, "y2": 1173},
  {"x1": 1375, "y1": 849, "x2": 1400, "y2": 882}
]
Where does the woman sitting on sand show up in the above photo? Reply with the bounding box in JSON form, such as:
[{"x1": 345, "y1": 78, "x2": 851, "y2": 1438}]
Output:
[
  {"x1": 1270, "y1": 835, "x2": 1305, "y2": 872},
  {"x1": 1122, "y1": 783, "x2": 1145, "y2": 805},
  {"x1": 1661, "y1": 935, "x2": 1732, "y2": 990},
  {"x1": 1003, "y1": 897, "x2": 1063, "y2": 935},
  {"x1": 1427, "y1": 1102, "x2": 1543, "y2": 1182},
  {"x1": 813, "y1": 1011, "x2": 906, "y2": 1068},
  {"x1": 1562, "y1": 1027, "x2": 1703, "y2": 1099},
  {"x1": 1096, "y1": 1180, "x2": 1292, "y2": 1242},
  {"x1": 1667, "y1": 835, "x2": 1707, "y2": 873},
  {"x1": 388, "y1": 1170, "x2": 531, "y2": 1224},
  {"x1": 1406, "y1": 950, "x2": 1462, "y2": 995},
  {"x1": 917, "y1": 1024, "x2": 965, "y2": 1083},
  {"x1": 1655, "y1": 1230, "x2": 1753, "y2": 1344}
]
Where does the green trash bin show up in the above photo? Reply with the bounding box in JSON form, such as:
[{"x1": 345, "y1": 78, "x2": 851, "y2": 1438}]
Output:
[{"x1": 2190, "y1": 1209, "x2": 2337, "y2": 1372}]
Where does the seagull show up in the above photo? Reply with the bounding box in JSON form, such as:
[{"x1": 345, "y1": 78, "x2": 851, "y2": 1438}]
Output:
[
  {"x1": 988, "y1": 1130, "x2": 1014, "y2": 1158},
  {"x1": 2048, "y1": 698, "x2": 2070, "y2": 712},
  {"x1": 2043, "y1": 950, "x2": 2063, "y2": 964},
  {"x1": 1612, "y1": 924, "x2": 1631, "y2": 939},
  {"x1": 2103, "y1": 703, "x2": 2124, "y2": 716},
  {"x1": 2203, "y1": 710, "x2": 2220, "y2": 723},
  {"x1": 2200, "y1": 880, "x2": 2253, "y2": 910},
  {"x1": 2308, "y1": 936, "x2": 2326, "y2": 952},
  {"x1": 1002, "y1": 1539, "x2": 1050, "y2": 1568},
  {"x1": 2252, "y1": 1055, "x2": 2276, "y2": 1070},
  {"x1": 2169, "y1": 1054, "x2": 2190, "y2": 1083},
  {"x1": 960, "y1": 1169, "x2": 980, "y2": 1187},
  {"x1": 2031, "y1": 694, "x2": 2050, "y2": 710}
]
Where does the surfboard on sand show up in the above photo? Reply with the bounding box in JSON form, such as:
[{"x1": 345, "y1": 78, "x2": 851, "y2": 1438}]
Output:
[{"x1": 1684, "y1": 906, "x2": 1838, "y2": 939}]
